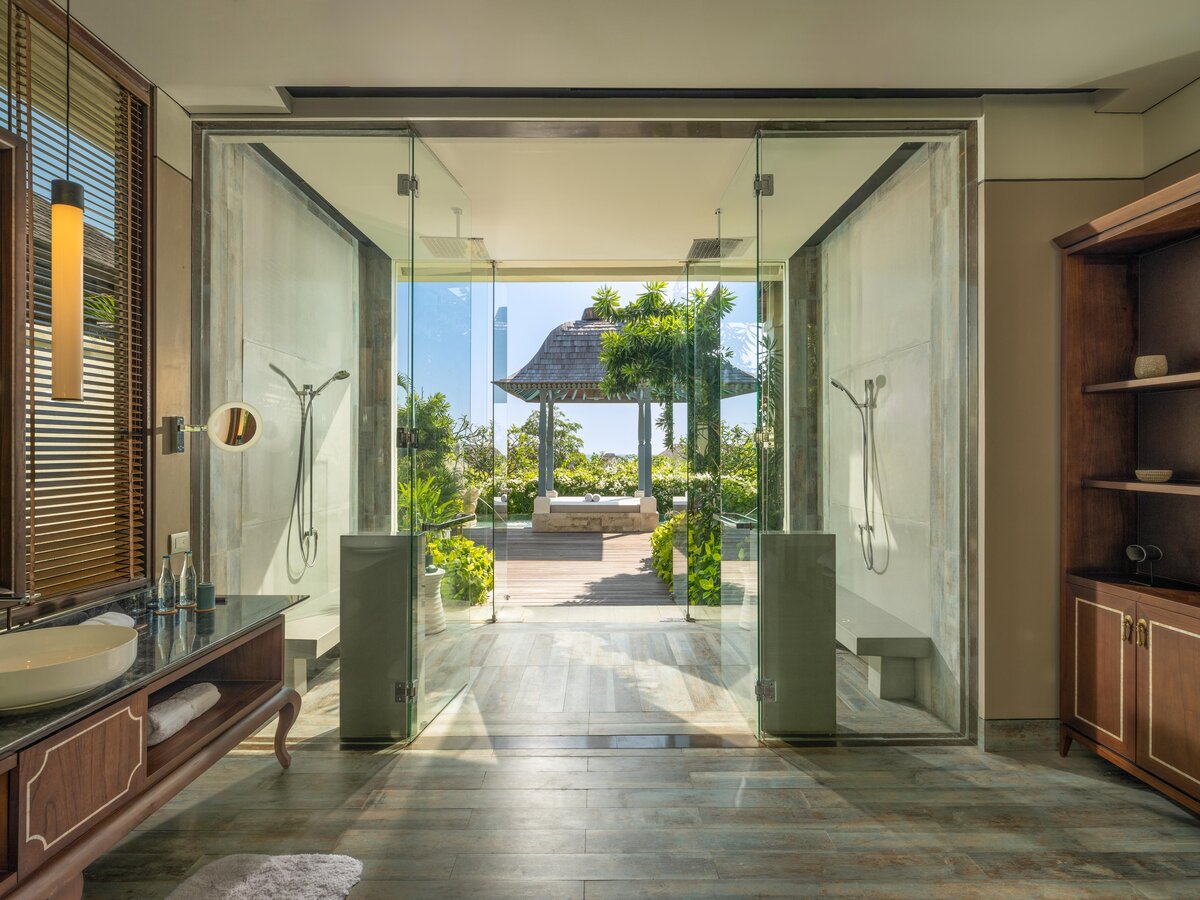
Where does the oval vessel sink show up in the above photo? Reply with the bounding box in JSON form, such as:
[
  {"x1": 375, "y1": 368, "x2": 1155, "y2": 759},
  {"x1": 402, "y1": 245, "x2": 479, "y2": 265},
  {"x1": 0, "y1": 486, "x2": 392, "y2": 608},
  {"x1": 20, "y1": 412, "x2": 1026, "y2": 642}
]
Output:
[{"x1": 0, "y1": 624, "x2": 138, "y2": 712}]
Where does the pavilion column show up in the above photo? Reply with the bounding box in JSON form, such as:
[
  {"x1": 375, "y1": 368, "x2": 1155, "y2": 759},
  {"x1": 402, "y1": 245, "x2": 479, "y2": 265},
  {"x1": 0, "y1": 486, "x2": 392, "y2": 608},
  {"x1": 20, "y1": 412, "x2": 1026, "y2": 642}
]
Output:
[
  {"x1": 638, "y1": 393, "x2": 652, "y2": 496},
  {"x1": 545, "y1": 400, "x2": 556, "y2": 494},
  {"x1": 537, "y1": 399, "x2": 548, "y2": 496}
]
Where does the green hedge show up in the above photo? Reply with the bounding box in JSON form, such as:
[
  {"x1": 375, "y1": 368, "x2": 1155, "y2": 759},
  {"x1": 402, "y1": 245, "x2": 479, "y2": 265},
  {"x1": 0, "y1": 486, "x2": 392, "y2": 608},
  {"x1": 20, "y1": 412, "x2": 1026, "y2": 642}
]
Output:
[{"x1": 494, "y1": 457, "x2": 755, "y2": 519}]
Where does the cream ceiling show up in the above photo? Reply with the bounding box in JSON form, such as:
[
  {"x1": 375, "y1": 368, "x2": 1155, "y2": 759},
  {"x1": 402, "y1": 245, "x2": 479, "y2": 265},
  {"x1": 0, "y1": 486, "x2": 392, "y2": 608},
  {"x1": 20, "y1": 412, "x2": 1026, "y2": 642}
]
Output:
[
  {"x1": 261, "y1": 135, "x2": 908, "y2": 264},
  {"x1": 70, "y1": 0, "x2": 1200, "y2": 114}
]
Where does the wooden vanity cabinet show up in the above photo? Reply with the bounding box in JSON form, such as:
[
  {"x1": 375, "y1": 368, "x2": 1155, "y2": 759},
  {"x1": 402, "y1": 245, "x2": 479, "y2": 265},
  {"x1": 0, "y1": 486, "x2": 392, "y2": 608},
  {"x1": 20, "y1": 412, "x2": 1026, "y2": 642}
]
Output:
[
  {"x1": 1062, "y1": 585, "x2": 1137, "y2": 760},
  {"x1": 0, "y1": 611, "x2": 300, "y2": 899},
  {"x1": 1136, "y1": 604, "x2": 1200, "y2": 796},
  {"x1": 1062, "y1": 578, "x2": 1200, "y2": 816}
]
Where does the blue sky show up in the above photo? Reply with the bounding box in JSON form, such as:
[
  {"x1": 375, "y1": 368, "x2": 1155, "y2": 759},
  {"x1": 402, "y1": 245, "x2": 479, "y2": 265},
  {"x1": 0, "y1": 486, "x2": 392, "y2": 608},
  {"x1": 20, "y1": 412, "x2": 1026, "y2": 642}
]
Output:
[{"x1": 403, "y1": 278, "x2": 758, "y2": 456}]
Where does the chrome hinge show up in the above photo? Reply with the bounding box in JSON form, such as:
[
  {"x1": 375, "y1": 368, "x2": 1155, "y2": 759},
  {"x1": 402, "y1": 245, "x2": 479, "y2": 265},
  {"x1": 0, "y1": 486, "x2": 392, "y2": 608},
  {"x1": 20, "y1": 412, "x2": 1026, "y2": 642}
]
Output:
[
  {"x1": 753, "y1": 427, "x2": 775, "y2": 448},
  {"x1": 753, "y1": 174, "x2": 774, "y2": 197},
  {"x1": 396, "y1": 426, "x2": 419, "y2": 450},
  {"x1": 754, "y1": 679, "x2": 777, "y2": 703},
  {"x1": 397, "y1": 174, "x2": 420, "y2": 197},
  {"x1": 394, "y1": 681, "x2": 417, "y2": 703}
]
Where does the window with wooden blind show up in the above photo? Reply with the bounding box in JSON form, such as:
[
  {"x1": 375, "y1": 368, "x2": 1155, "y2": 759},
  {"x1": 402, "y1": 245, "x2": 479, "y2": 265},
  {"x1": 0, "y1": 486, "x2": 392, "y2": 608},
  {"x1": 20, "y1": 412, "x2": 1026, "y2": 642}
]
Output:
[{"x1": 0, "y1": 1, "x2": 152, "y2": 603}]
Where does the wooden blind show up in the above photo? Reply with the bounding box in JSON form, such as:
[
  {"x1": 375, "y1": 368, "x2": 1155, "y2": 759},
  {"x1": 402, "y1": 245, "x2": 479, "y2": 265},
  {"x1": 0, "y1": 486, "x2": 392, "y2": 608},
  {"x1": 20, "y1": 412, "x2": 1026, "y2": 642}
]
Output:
[{"x1": 9, "y1": 5, "x2": 149, "y2": 599}]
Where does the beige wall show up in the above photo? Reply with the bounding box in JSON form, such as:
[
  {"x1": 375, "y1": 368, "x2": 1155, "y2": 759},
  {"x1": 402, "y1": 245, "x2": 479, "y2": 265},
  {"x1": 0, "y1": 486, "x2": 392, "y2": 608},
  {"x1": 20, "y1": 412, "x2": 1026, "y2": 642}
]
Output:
[
  {"x1": 979, "y1": 178, "x2": 1142, "y2": 721},
  {"x1": 152, "y1": 89, "x2": 193, "y2": 565}
]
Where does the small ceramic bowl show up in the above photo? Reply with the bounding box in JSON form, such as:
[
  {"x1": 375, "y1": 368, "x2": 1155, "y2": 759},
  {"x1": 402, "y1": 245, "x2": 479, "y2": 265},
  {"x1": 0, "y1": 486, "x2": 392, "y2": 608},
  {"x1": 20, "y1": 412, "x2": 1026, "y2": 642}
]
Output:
[
  {"x1": 1134, "y1": 355, "x2": 1168, "y2": 379},
  {"x1": 1135, "y1": 469, "x2": 1173, "y2": 483}
]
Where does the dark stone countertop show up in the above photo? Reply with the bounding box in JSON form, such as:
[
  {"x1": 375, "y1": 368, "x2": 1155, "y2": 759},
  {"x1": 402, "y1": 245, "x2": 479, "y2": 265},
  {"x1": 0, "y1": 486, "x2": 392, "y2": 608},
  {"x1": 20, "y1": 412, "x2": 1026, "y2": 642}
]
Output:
[{"x1": 0, "y1": 590, "x2": 307, "y2": 758}]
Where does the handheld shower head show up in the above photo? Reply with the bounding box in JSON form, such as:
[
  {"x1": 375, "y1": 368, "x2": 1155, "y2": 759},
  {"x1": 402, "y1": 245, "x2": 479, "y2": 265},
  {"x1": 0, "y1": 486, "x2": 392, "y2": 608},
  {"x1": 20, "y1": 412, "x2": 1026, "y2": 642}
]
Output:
[
  {"x1": 312, "y1": 369, "x2": 351, "y2": 396},
  {"x1": 830, "y1": 377, "x2": 863, "y2": 408}
]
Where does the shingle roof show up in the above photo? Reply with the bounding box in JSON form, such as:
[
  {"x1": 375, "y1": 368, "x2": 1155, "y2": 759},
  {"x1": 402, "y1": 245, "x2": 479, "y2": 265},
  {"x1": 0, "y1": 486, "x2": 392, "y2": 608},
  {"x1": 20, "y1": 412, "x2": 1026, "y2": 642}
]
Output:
[{"x1": 495, "y1": 307, "x2": 756, "y2": 403}]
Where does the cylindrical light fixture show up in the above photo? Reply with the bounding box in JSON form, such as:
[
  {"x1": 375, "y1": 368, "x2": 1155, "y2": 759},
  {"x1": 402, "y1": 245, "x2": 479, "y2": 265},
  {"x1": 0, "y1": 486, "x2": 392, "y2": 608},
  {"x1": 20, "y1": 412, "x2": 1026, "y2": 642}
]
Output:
[
  {"x1": 51, "y1": 178, "x2": 84, "y2": 401},
  {"x1": 51, "y1": 0, "x2": 85, "y2": 402}
]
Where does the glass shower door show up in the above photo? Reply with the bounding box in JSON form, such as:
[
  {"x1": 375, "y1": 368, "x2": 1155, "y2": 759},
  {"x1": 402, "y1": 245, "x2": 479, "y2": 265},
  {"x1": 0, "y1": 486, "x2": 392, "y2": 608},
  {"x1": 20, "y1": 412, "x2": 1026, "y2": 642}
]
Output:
[
  {"x1": 716, "y1": 140, "x2": 762, "y2": 735},
  {"x1": 400, "y1": 136, "x2": 479, "y2": 736}
]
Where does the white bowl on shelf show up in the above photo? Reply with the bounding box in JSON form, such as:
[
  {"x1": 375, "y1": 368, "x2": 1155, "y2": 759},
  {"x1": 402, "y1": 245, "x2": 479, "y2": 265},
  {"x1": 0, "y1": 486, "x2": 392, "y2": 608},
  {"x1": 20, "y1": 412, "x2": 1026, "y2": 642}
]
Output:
[
  {"x1": 0, "y1": 624, "x2": 138, "y2": 712},
  {"x1": 1135, "y1": 469, "x2": 1173, "y2": 484}
]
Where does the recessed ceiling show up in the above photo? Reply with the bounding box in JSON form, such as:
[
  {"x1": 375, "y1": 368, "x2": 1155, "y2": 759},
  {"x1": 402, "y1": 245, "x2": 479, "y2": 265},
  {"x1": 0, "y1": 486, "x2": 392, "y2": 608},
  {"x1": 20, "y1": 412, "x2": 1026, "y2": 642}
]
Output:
[
  {"x1": 70, "y1": 0, "x2": 1200, "y2": 113},
  {"x1": 260, "y1": 136, "x2": 908, "y2": 264}
]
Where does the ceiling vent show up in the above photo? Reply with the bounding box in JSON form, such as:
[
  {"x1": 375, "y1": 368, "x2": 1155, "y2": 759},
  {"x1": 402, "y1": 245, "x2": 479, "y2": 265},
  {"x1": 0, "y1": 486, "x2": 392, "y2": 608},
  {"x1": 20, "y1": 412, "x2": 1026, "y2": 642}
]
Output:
[{"x1": 686, "y1": 237, "x2": 745, "y2": 260}]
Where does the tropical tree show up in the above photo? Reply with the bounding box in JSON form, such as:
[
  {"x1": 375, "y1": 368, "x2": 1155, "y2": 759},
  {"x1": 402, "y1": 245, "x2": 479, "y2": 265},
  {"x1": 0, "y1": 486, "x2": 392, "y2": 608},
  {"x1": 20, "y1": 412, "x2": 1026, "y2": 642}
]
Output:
[
  {"x1": 596, "y1": 282, "x2": 690, "y2": 446},
  {"x1": 506, "y1": 410, "x2": 586, "y2": 474}
]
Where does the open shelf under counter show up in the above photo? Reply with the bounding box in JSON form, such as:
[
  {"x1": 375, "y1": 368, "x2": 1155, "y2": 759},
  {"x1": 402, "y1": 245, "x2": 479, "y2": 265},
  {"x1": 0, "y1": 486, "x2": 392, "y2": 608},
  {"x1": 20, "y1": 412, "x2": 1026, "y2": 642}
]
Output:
[
  {"x1": 1083, "y1": 371, "x2": 1200, "y2": 394},
  {"x1": 1083, "y1": 477, "x2": 1200, "y2": 496},
  {"x1": 146, "y1": 680, "x2": 280, "y2": 781}
]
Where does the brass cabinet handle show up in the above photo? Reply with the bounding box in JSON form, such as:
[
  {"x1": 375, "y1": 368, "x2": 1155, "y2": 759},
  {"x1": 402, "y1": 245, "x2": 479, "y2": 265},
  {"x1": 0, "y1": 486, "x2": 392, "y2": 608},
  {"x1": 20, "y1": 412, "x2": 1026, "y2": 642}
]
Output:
[
  {"x1": 1122, "y1": 615, "x2": 1134, "y2": 643},
  {"x1": 1136, "y1": 618, "x2": 1148, "y2": 647}
]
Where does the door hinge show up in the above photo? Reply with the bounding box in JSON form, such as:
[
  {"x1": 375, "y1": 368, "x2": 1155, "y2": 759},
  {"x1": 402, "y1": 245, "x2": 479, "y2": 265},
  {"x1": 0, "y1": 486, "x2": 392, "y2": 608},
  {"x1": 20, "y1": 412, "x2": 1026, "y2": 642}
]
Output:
[
  {"x1": 394, "y1": 681, "x2": 417, "y2": 703},
  {"x1": 397, "y1": 426, "x2": 419, "y2": 450},
  {"x1": 754, "y1": 173, "x2": 774, "y2": 197},
  {"x1": 753, "y1": 427, "x2": 775, "y2": 448},
  {"x1": 754, "y1": 678, "x2": 777, "y2": 703},
  {"x1": 397, "y1": 173, "x2": 420, "y2": 197}
]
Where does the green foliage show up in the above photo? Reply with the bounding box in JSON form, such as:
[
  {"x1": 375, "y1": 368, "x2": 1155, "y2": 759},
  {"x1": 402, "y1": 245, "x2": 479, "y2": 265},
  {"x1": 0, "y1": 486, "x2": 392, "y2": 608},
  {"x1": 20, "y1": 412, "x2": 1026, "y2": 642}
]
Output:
[
  {"x1": 506, "y1": 410, "x2": 586, "y2": 474},
  {"x1": 649, "y1": 516, "x2": 676, "y2": 590},
  {"x1": 83, "y1": 294, "x2": 118, "y2": 326},
  {"x1": 430, "y1": 535, "x2": 494, "y2": 606},
  {"x1": 398, "y1": 475, "x2": 458, "y2": 530},
  {"x1": 596, "y1": 282, "x2": 689, "y2": 446}
]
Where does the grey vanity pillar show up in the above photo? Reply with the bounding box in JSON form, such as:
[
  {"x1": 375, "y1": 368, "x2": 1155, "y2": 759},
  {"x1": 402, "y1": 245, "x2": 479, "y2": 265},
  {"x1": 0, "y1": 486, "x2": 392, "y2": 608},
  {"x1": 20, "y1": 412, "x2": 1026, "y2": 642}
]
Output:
[
  {"x1": 759, "y1": 531, "x2": 836, "y2": 735},
  {"x1": 340, "y1": 533, "x2": 418, "y2": 741}
]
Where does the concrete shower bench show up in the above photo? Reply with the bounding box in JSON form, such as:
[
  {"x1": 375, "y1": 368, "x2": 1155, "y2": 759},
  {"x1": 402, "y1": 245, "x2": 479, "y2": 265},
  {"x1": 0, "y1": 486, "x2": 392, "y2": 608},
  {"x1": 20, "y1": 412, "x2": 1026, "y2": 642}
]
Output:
[{"x1": 836, "y1": 586, "x2": 932, "y2": 700}]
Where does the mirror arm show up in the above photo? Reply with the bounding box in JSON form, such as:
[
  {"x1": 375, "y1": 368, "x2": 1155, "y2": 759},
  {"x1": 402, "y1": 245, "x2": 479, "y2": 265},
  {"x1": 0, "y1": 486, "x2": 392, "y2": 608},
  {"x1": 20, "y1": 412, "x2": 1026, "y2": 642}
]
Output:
[{"x1": 165, "y1": 416, "x2": 208, "y2": 454}]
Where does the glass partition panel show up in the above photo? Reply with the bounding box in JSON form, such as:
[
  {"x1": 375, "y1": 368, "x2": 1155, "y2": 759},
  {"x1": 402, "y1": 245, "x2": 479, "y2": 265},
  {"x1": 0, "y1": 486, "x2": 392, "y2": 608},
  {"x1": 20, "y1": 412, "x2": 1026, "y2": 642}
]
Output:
[
  {"x1": 405, "y1": 137, "x2": 479, "y2": 734},
  {"x1": 758, "y1": 130, "x2": 968, "y2": 738},
  {"x1": 715, "y1": 141, "x2": 762, "y2": 735}
]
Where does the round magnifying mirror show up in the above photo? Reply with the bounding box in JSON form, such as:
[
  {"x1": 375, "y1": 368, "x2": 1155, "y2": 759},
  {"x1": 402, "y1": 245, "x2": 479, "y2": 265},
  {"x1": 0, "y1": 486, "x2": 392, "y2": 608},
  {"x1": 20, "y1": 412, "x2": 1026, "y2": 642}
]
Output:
[{"x1": 206, "y1": 401, "x2": 263, "y2": 452}]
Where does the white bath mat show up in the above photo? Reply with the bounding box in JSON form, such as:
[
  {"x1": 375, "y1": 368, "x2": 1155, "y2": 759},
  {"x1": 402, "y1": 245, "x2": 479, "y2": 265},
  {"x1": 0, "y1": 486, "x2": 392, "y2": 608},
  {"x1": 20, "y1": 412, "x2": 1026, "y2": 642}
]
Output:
[{"x1": 166, "y1": 853, "x2": 362, "y2": 900}]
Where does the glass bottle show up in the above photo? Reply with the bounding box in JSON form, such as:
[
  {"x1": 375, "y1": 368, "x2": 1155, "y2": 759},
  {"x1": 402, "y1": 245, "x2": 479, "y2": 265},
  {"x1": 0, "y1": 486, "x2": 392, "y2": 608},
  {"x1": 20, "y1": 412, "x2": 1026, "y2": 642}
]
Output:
[
  {"x1": 156, "y1": 554, "x2": 177, "y2": 613},
  {"x1": 178, "y1": 551, "x2": 197, "y2": 609}
]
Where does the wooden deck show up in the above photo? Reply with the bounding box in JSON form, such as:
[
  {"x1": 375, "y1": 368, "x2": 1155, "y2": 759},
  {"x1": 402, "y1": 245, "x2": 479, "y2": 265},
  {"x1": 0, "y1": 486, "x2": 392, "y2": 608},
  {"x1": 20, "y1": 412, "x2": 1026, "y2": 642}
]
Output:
[{"x1": 472, "y1": 529, "x2": 672, "y2": 607}]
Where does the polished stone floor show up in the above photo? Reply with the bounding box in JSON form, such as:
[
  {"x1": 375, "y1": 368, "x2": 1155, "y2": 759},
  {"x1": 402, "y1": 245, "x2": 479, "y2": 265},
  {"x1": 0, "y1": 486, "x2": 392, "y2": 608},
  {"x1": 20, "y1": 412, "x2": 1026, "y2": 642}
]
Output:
[{"x1": 85, "y1": 739, "x2": 1200, "y2": 897}]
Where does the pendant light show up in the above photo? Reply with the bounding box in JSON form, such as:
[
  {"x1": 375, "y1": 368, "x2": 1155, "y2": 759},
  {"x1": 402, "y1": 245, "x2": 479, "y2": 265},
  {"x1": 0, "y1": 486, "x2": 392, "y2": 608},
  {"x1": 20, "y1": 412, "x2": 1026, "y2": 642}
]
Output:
[{"x1": 51, "y1": 0, "x2": 84, "y2": 401}]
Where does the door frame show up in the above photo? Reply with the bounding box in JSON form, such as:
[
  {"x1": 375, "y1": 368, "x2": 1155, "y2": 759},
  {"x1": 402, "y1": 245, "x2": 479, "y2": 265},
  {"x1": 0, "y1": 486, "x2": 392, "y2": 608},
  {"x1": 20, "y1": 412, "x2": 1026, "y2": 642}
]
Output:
[{"x1": 191, "y1": 117, "x2": 980, "y2": 746}]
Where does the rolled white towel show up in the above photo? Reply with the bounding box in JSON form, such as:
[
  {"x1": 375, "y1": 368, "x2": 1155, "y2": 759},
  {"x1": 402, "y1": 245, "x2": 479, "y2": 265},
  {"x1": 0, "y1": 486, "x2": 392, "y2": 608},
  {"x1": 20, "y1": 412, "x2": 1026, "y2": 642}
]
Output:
[
  {"x1": 83, "y1": 611, "x2": 135, "y2": 628},
  {"x1": 147, "y1": 682, "x2": 221, "y2": 746}
]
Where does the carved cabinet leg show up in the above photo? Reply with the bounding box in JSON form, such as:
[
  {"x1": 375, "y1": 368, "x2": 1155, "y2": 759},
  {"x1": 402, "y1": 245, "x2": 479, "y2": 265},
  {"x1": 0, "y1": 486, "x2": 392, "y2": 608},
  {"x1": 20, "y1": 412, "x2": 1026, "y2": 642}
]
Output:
[{"x1": 274, "y1": 688, "x2": 302, "y2": 769}]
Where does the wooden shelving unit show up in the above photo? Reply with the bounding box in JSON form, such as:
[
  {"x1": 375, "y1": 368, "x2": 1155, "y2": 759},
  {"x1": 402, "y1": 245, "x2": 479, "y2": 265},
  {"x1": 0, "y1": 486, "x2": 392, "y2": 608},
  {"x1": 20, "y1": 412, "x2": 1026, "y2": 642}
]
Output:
[
  {"x1": 1056, "y1": 171, "x2": 1200, "y2": 817},
  {"x1": 1083, "y1": 372, "x2": 1200, "y2": 394},
  {"x1": 1083, "y1": 478, "x2": 1200, "y2": 497}
]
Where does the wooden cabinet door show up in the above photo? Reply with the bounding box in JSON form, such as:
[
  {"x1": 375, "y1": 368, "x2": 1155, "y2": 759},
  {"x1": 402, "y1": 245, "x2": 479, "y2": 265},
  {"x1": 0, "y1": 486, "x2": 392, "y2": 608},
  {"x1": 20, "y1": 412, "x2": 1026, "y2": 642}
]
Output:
[
  {"x1": 1136, "y1": 604, "x2": 1200, "y2": 795},
  {"x1": 1063, "y1": 586, "x2": 1137, "y2": 758},
  {"x1": 17, "y1": 693, "x2": 146, "y2": 874}
]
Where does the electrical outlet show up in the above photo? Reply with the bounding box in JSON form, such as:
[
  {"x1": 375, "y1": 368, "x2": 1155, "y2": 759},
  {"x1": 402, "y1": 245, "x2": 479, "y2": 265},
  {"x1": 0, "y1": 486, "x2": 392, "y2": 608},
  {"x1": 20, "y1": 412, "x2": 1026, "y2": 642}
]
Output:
[{"x1": 169, "y1": 532, "x2": 190, "y2": 554}]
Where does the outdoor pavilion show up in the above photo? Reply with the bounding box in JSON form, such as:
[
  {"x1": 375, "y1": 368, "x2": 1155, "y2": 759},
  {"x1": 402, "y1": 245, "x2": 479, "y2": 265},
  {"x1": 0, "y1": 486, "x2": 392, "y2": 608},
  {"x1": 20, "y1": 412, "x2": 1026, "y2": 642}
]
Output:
[{"x1": 494, "y1": 305, "x2": 757, "y2": 499}]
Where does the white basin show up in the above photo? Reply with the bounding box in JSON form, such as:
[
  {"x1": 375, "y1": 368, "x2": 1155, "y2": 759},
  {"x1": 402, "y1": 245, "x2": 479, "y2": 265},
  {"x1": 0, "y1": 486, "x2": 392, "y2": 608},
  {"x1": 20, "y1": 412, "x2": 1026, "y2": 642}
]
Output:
[{"x1": 0, "y1": 624, "x2": 138, "y2": 712}]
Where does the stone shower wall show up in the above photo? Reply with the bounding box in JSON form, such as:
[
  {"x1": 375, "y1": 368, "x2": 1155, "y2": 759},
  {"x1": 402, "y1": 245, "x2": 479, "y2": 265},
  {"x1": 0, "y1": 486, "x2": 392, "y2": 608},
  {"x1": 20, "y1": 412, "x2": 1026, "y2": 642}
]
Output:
[{"x1": 820, "y1": 142, "x2": 963, "y2": 729}]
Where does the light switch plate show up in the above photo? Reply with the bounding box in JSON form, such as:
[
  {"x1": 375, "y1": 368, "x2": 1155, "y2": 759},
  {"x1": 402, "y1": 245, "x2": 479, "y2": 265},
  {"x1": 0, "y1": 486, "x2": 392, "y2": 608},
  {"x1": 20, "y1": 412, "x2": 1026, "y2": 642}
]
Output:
[{"x1": 169, "y1": 532, "x2": 190, "y2": 554}]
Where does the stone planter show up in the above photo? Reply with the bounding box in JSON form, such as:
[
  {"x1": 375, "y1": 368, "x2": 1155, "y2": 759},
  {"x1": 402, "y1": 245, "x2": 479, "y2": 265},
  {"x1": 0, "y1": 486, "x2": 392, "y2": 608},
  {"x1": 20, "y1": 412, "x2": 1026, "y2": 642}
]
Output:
[{"x1": 420, "y1": 567, "x2": 446, "y2": 636}]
